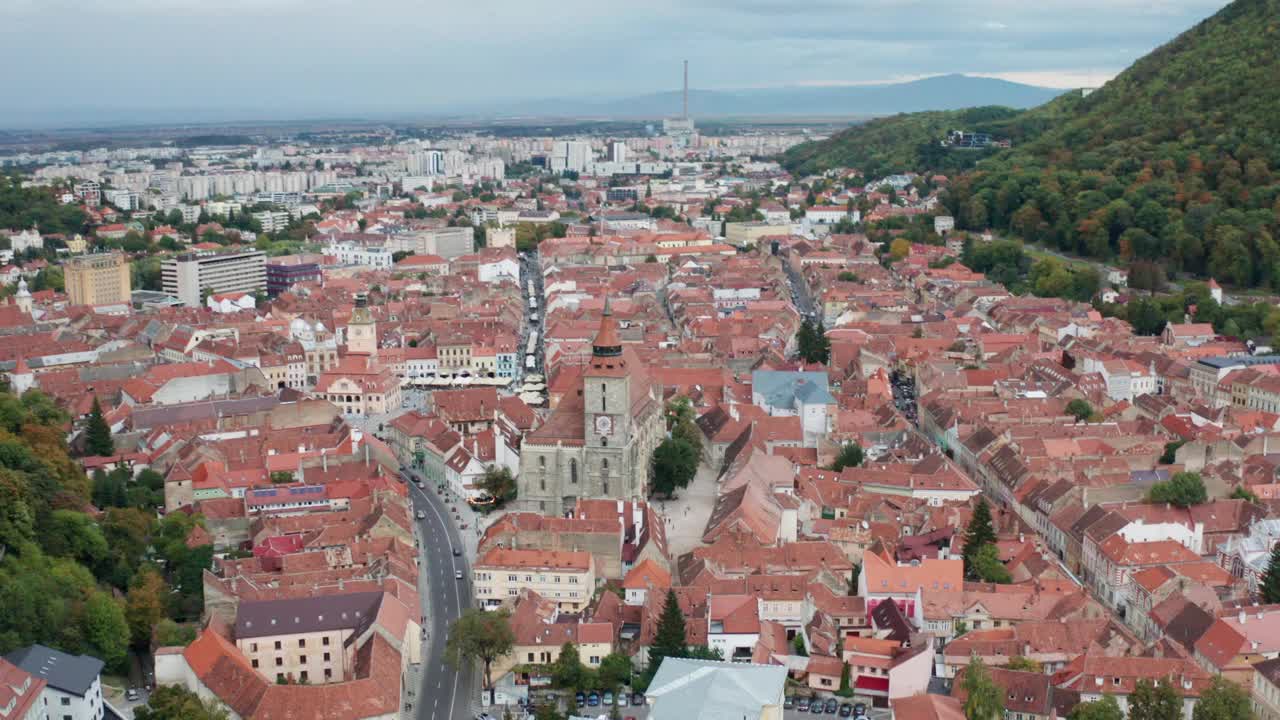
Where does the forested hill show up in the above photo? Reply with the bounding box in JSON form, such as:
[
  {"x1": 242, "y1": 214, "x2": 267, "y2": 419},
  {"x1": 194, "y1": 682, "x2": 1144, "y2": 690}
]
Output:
[{"x1": 786, "y1": 0, "x2": 1280, "y2": 290}]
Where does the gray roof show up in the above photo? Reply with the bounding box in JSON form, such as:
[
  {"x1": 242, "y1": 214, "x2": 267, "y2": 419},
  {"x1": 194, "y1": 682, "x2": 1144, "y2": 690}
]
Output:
[
  {"x1": 751, "y1": 370, "x2": 833, "y2": 408},
  {"x1": 235, "y1": 591, "x2": 383, "y2": 640},
  {"x1": 5, "y1": 644, "x2": 104, "y2": 697},
  {"x1": 647, "y1": 658, "x2": 785, "y2": 720}
]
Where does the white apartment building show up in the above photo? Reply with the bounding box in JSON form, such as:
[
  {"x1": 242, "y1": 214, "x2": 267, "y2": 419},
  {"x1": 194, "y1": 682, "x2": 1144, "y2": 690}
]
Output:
[
  {"x1": 323, "y1": 240, "x2": 394, "y2": 269},
  {"x1": 161, "y1": 250, "x2": 267, "y2": 307},
  {"x1": 4, "y1": 644, "x2": 106, "y2": 720},
  {"x1": 253, "y1": 210, "x2": 292, "y2": 233},
  {"x1": 549, "y1": 141, "x2": 592, "y2": 173}
]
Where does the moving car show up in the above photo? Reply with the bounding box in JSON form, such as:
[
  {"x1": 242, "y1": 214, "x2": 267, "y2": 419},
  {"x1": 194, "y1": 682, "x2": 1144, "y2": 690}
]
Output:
[
  {"x1": 415, "y1": 510, "x2": 425, "y2": 520},
  {"x1": 453, "y1": 548, "x2": 462, "y2": 556},
  {"x1": 454, "y1": 570, "x2": 463, "y2": 580}
]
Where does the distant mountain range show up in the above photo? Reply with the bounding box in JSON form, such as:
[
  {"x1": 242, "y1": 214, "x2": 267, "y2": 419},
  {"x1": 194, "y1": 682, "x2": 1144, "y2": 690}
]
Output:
[{"x1": 502, "y1": 74, "x2": 1066, "y2": 119}]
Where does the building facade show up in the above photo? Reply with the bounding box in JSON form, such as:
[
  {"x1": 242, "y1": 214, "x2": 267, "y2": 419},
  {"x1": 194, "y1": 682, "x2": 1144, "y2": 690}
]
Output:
[
  {"x1": 516, "y1": 300, "x2": 664, "y2": 513},
  {"x1": 64, "y1": 252, "x2": 131, "y2": 306},
  {"x1": 472, "y1": 548, "x2": 596, "y2": 612},
  {"x1": 161, "y1": 250, "x2": 267, "y2": 307}
]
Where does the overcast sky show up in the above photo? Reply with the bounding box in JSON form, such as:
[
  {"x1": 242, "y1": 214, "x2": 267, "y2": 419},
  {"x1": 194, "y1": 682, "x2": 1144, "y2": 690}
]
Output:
[{"x1": 0, "y1": 0, "x2": 1229, "y2": 128}]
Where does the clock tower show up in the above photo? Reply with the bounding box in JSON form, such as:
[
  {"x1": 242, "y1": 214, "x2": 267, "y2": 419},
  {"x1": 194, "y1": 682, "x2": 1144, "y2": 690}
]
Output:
[{"x1": 583, "y1": 297, "x2": 631, "y2": 496}]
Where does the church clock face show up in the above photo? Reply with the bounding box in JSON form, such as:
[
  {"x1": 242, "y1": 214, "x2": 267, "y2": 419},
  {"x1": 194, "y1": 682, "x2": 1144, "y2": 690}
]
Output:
[{"x1": 594, "y1": 414, "x2": 614, "y2": 436}]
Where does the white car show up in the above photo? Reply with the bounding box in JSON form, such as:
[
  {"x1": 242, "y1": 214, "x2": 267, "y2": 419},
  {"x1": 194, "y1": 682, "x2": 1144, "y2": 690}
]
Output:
[{"x1": 455, "y1": 570, "x2": 464, "y2": 580}]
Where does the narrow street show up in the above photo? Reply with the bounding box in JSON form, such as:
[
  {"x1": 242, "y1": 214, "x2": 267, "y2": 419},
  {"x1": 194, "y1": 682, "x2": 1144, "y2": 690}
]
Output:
[{"x1": 403, "y1": 467, "x2": 479, "y2": 720}]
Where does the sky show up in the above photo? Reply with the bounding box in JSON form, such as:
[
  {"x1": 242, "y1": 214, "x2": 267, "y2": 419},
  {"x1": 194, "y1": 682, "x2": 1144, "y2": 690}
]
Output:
[{"x1": 0, "y1": 0, "x2": 1231, "y2": 128}]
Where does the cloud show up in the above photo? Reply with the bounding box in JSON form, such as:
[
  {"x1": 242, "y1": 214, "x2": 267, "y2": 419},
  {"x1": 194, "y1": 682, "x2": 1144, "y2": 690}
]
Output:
[{"x1": 0, "y1": 0, "x2": 1232, "y2": 126}]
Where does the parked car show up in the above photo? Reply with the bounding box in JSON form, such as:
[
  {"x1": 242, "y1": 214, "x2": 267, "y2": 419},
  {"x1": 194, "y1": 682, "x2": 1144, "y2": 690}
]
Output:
[
  {"x1": 839, "y1": 703, "x2": 853, "y2": 717},
  {"x1": 854, "y1": 702, "x2": 867, "y2": 717},
  {"x1": 797, "y1": 697, "x2": 811, "y2": 711},
  {"x1": 587, "y1": 692, "x2": 600, "y2": 707},
  {"x1": 784, "y1": 696, "x2": 795, "y2": 709},
  {"x1": 602, "y1": 690, "x2": 614, "y2": 705},
  {"x1": 824, "y1": 698, "x2": 839, "y2": 714},
  {"x1": 126, "y1": 688, "x2": 139, "y2": 701},
  {"x1": 453, "y1": 548, "x2": 462, "y2": 556},
  {"x1": 810, "y1": 699, "x2": 825, "y2": 714},
  {"x1": 575, "y1": 692, "x2": 586, "y2": 707},
  {"x1": 630, "y1": 692, "x2": 644, "y2": 706}
]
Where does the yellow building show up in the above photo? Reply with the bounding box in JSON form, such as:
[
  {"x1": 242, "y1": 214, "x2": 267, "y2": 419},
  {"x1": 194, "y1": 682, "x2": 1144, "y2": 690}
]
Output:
[
  {"x1": 473, "y1": 547, "x2": 595, "y2": 612},
  {"x1": 64, "y1": 252, "x2": 131, "y2": 305}
]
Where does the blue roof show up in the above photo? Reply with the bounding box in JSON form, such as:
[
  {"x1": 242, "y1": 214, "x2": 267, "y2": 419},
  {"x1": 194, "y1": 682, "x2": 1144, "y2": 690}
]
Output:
[
  {"x1": 751, "y1": 370, "x2": 833, "y2": 408},
  {"x1": 5, "y1": 644, "x2": 103, "y2": 697},
  {"x1": 1198, "y1": 355, "x2": 1280, "y2": 369}
]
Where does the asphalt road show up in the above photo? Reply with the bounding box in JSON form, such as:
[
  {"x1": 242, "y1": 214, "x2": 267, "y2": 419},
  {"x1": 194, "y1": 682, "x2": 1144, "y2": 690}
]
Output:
[{"x1": 406, "y1": 473, "x2": 477, "y2": 720}]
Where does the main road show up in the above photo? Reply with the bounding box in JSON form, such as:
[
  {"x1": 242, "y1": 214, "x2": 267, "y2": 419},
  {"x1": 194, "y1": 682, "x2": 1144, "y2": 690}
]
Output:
[{"x1": 405, "y1": 470, "x2": 477, "y2": 720}]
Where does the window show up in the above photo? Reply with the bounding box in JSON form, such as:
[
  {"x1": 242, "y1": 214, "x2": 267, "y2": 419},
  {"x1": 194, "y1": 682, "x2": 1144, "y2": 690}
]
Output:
[
  {"x1": 539, "y1": 456, "x2": 545, "y2": 469},
  {"x1": 251, "y1": 643, "x2": 259, "y2": 652},
  {"x1": 570, "y1": 459, "x2": 578, "y2": 484},
  {"x1": 62, "y1": 698, "x2": 71, "y2": 706},
  {"x1": 299, "y1": 639, "x2": 306, "y2": 648},
  {"x1": 253, "y1": 659, "x2": 260, "y2": 668},
  {"x1": 300, "y1": 655, "x2": 307, "y2": 664},
  {"x1": 590, "y1": 656, "x2": 601, "y2": 664},
  {"x1": 540, "y1": 477, "x2": 546, "y2": 491},
  {"x1": 322, "y1": 637, "x2": 330, "y2": 646},
  {"x1": 300, "y1": 671, "x2": 309, "y2": 683},
  {"x1": 276, "y1": 658, "x2": 283, "y2": 667},
  {"x1": 601, "y1": 384, "x2": 607, "y2": 412},
  {"x1": 324, "y1": 669, "x2": 333, "y2": 680},
  {"x1": 324, "y1": 652, "x2": 331, "y2": 662},
  {"x1": 275, "y1": 641, "x2": 282, "y2": 650},
  {"x1": 277, "y1": 674, "x2": 285, "y2": 684},
  {"x1": 603, "y1": 481, "x2": 609, "y2": 495},
  {"x1": 528, "y1": 653, "x2": 535, "y2": 662}
]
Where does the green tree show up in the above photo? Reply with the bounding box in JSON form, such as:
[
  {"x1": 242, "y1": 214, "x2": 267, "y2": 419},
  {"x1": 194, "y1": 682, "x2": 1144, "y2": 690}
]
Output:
[
  {"x1": 445, "y1": 608, "x2": 514, "y2": 705},
  {"x1": 1069, "y1": 695, "x2": 1123, "y2": 720},
  {"x1": 649, "y1": 590, "x2": 687, "y2": 671},
  {"x1": 597, "y1": 652, "x2": 632, "y2": 693},
  {"x1": 134, "y1": 685, "x2": 229, "y2": 720},
  {"x1": 1004, "y1": 656, "x2": 1041, "y2": 673},
  {"x1": 962, "y1": 498, "x2": 998, "y2": 580},
  {"x1": 1065, "y1": 398, "x2": 1094, "y2": 422},
  {"x1": 651, "y1": 438, "x2": 697, "y2": 498},
  {"x1": 84, "y1": 396, "x2": 114, "y2": 457},
  {"x1": 83, "y1": 591, "x2": 129, "y2": 672},
  {"x1": 478, "y1": 466, "x2": 517, "y2": 504},
  {"x1": 1148, "y1": 471, "x2": 1208, "y2": 507},
  {"x1": 961, "y1": 656, "x2": 1003, "y2": 720},
  {"x1": 666, "y1": 396, "x2": 702, "y2": 457},
  {"x1": 551, "y1": 642, "x2": 585, "y2": 690},
  {"x1": 829, "y1": 442, "x2": 864, "y2": 472},
  {"x1": 154, "y1": 619, "x2": 196, "y2": 647},
  {"x1": 1259, "y1": 542, "x2": 1280, "y2": 604},
  {"x1": 1128, "y1": 678, "x2": 1182, "y2": 720},
  {"x1": 969, "y1": 543, "x2": 1012, "y2": 584},
  {"x1": 1192, "y1": 676, "x2": 1252, "y2": 720},
  {"x1": 796, "y1": 318, "x2": 831, "y2": 364},
  {"x1": 126, "y1": 567, "x2": 169, "y2": 648},
  {"x1": 1160, "y1": 441, "x2": 1186, "y2": 465}
]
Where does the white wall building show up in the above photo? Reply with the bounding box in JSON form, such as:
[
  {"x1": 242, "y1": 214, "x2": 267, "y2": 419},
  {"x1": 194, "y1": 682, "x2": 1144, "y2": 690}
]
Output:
[{"x1": 4, "y1": 645, "x2": 106, "y2": 720}]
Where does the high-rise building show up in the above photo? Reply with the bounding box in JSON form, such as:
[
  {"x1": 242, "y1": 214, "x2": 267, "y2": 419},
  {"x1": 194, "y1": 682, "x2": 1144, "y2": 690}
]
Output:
[
  {"x1": 549, "y1": 141, "x2": 592, "y2": 173},
  {"x1": 64, "y1": 252, "x2": 131, "y2": 306},
  {"x1": 607, "y1": 140, "x2": 628, "y2": 163},
  {"x1": 162, "y1": 250, "x2": 266, "y2": 307}
]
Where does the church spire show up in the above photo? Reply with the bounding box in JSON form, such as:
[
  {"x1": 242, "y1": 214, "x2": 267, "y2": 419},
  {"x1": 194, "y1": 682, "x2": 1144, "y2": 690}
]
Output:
[{"x1": 591, "y1": 297, "x2": 622, "y2": 358}]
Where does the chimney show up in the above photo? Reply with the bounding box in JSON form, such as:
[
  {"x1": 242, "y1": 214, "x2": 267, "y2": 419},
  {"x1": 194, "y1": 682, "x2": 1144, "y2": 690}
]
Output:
[{"x1": 682, "y1": 60, "x2": 689, "y2": 120}]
